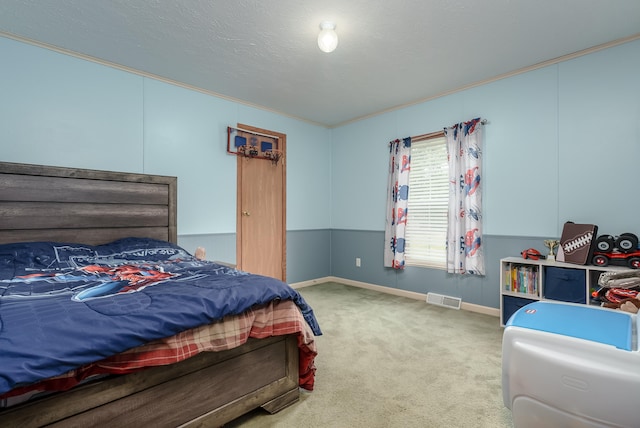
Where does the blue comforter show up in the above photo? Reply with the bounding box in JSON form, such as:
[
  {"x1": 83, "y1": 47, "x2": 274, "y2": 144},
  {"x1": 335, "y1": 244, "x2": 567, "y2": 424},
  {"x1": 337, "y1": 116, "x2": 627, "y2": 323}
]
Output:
[{"x1": 0, "y1": 238, "x2": 321, "y2": 395}]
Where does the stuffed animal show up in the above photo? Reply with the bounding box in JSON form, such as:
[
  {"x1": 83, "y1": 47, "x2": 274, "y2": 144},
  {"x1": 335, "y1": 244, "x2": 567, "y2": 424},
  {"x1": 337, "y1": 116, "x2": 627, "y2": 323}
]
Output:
[
  {"x1": 195, "y1": 246, "x2": 206, "y2": 260},
  {"x1": 602, "y1": 297, "x2": 640, "y2": 314},
  {"x1": 619, "y1": 299, "x2": 640, "y2": 313},
  {"x1": 597, "y1": 270, "x2": 640, "y2": 313}
]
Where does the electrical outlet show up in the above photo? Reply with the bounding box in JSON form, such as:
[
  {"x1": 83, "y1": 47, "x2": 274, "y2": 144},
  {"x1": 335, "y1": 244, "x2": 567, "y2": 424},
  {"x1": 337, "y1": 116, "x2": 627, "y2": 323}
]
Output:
[{"x1": 355, "y1": 257, "x2": 361, "y2": 267}]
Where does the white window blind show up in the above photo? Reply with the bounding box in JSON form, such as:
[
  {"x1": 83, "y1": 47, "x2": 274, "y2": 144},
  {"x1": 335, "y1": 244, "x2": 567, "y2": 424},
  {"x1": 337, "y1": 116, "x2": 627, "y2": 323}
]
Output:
[{"x1": 405, "y1": 135, "x2": 448, "y2": 268}]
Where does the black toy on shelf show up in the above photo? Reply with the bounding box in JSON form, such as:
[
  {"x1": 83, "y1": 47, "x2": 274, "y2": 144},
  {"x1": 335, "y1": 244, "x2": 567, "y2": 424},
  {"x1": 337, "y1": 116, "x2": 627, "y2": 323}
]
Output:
[{"x1": 591, "y1": 233, "x2": 640, "y2": 269}]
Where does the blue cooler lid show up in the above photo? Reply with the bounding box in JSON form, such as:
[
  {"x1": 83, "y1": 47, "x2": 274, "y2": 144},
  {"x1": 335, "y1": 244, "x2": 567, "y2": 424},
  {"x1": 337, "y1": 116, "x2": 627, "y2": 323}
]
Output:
[{"x1": 506, "y1": 301, "x2": 633, "y2": 351}]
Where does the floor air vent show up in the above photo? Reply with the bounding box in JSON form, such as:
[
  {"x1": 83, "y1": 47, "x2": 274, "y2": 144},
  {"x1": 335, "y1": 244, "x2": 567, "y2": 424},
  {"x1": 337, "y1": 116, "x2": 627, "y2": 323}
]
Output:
[{"x1": 426, "y1": 293, "x2": 461, "y2": 310}]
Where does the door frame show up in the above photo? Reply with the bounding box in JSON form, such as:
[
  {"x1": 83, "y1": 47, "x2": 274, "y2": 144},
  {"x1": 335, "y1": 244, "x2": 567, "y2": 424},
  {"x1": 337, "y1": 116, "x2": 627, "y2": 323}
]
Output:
[{"x1": 235, "y1": 123, "x2": 287, "y2": 280}]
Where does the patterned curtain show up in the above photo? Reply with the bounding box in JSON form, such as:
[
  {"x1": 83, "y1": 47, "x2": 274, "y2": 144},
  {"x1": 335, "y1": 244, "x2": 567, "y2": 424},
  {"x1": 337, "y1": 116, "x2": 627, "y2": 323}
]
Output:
[
  {"x1": 445, "y1": 118, "x2": 484, "y2": 275},
  {"x1": 384, "y1": 137, "x2": 412, "y2": 269}
]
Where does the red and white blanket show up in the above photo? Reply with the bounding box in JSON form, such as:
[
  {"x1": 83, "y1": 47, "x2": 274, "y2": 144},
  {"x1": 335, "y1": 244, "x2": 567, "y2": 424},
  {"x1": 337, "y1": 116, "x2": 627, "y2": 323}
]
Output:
[{"x1": 1, "y1": 300, "x2": 317, "y2": 408}]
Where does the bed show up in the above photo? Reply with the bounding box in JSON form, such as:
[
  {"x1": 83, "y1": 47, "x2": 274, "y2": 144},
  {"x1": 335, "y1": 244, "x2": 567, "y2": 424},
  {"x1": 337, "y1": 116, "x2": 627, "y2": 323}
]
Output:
[{"x1": 0, "y1": 161, "x2": 321, "y2": 427}]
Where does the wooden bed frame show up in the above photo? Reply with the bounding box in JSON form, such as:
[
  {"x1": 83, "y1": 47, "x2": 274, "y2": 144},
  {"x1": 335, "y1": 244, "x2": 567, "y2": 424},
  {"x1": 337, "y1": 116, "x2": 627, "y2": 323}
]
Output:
[{"x1": 0, "y1": 161, "x2": 300, "y2": 427}]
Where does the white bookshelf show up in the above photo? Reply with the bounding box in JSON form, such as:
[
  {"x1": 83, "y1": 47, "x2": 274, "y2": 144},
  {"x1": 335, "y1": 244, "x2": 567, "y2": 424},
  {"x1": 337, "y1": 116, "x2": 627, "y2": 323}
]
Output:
[{"x1": 499, "y1": 257, "x2": 633, "y2": 326}]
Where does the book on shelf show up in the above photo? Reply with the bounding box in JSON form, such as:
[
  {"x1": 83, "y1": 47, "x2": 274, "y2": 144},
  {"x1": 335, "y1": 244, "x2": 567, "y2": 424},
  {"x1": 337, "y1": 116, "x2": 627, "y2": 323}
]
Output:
[{"x1": 504, "y1": 263, "x2": 538, "y2": 295}]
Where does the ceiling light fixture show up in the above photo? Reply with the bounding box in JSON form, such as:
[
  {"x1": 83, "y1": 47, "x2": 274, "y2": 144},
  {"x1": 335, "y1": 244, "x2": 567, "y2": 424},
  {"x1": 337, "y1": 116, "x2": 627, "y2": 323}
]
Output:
[{"x1": 317, "y1": 21, "x2": 338, "y2": 53}]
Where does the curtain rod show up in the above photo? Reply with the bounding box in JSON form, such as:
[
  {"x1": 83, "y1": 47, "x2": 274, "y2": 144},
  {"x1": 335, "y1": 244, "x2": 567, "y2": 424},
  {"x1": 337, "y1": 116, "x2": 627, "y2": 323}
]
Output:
[
  {"x1": 229, "y1": 126, "x2": 280, "y2": 140},
  {"x1": 411, "y1": 118, "x2": 488, "y2": 141}
]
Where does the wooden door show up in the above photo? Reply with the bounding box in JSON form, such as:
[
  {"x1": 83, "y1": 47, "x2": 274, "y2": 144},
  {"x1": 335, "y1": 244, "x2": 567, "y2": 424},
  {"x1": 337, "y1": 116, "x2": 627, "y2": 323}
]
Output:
[{"x1": 236, "y1": 124, "x2": 286, "y2": 280}]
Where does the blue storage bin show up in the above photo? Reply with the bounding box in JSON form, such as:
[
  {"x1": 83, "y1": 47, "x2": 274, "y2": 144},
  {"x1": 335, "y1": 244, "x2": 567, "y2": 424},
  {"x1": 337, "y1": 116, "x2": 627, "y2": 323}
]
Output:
[
  {"x1": 543, "y1": 266, "x2": 586, "y2": 303},
  {"x1": 502, "y1": 295, "x2": 537, "y2": 325}
]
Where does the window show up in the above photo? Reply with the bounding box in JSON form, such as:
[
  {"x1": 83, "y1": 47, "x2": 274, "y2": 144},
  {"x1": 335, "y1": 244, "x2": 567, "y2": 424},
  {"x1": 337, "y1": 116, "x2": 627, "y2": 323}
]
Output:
[{"x1": 405, "y1": 133, "x2": 448, "y2": 269}]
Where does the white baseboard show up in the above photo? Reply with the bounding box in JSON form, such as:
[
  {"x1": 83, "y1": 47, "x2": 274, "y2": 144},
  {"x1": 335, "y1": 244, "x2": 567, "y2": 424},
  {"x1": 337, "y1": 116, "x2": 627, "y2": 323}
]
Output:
[
  {"x1": 290, "y1": 277, "x2": 335, "y2": 289},
  {"x1": 290, "y1": 276, "x2": 499, "y2": 318},
  {"x1": 460, "y1": 301, "x2": 500, "y2": 317}
]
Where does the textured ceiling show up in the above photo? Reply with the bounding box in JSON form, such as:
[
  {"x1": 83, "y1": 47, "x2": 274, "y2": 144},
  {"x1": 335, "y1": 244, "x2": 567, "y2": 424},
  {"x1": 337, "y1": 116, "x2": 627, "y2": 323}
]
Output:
[{"x1": 1, "y1": 0, "x2": 639, "y2": 127}]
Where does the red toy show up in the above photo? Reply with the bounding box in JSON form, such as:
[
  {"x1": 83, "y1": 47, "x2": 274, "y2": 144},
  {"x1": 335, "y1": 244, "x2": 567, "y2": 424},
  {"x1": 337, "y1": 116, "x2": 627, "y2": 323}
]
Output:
[{"x1": 521, "y1": 248, "x2": 544, "y2": 260}]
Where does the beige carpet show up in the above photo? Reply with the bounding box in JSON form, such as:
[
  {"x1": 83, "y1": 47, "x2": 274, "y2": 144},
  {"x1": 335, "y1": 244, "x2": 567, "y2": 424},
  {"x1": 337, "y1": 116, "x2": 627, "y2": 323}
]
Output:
[{"x1": 225, "y1": 282, "x2": 514, "y2": 428}]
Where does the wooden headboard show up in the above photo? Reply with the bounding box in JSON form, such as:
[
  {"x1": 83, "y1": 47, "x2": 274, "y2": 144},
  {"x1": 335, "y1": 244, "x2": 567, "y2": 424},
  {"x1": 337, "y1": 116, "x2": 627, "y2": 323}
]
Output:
[{"x1": 0, "y1": 162, "x2": 177, "y2": 245}]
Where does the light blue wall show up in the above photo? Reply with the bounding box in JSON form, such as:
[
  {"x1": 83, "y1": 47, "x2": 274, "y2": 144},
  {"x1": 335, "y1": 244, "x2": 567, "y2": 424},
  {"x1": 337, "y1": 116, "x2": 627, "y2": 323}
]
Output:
[
  {"x1": 142, "y1": 78, "x2": 239, "y2": 234},
  {"x1": 2, "y1": 34, "x2": 639, "y2": 308},
  {"x1": 462, "y1": 68, "x2": 559, "y2": 237},
  {"x1": 330, "y1": 39, "x2": 640, "y2": 308},
  {"x1": 558, "y1": 44, "x2": 640, "y2": 232},
  {"x1": 0, "y1": 36, "x2": 332, "y2": 253},
  {"x1": 1, "y1": 37, "x2": 144, "y2": 172},
  {"x1": 332, "y1": 39, "x2": 640, "y2": 236}
]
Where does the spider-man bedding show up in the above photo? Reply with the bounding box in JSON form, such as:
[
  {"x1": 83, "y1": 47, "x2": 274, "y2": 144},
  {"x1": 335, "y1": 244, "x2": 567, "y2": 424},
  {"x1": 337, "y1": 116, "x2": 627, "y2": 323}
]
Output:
[{"x1": 0, "y1": 237, "x2": 321, "y2": 401}]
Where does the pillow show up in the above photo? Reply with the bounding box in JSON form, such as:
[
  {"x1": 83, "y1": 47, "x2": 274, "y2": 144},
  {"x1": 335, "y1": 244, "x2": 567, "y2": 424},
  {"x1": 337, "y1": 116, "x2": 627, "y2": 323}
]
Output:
[
  {"x1": 0, "y1": 238, "x2": 194, "y2": 276},
  {"x1": 0, "y1": 241, "x2": 64, "y2": 276},
  {"x1": 90, "y1": 237, "x2": 193, "y2": 263}
]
